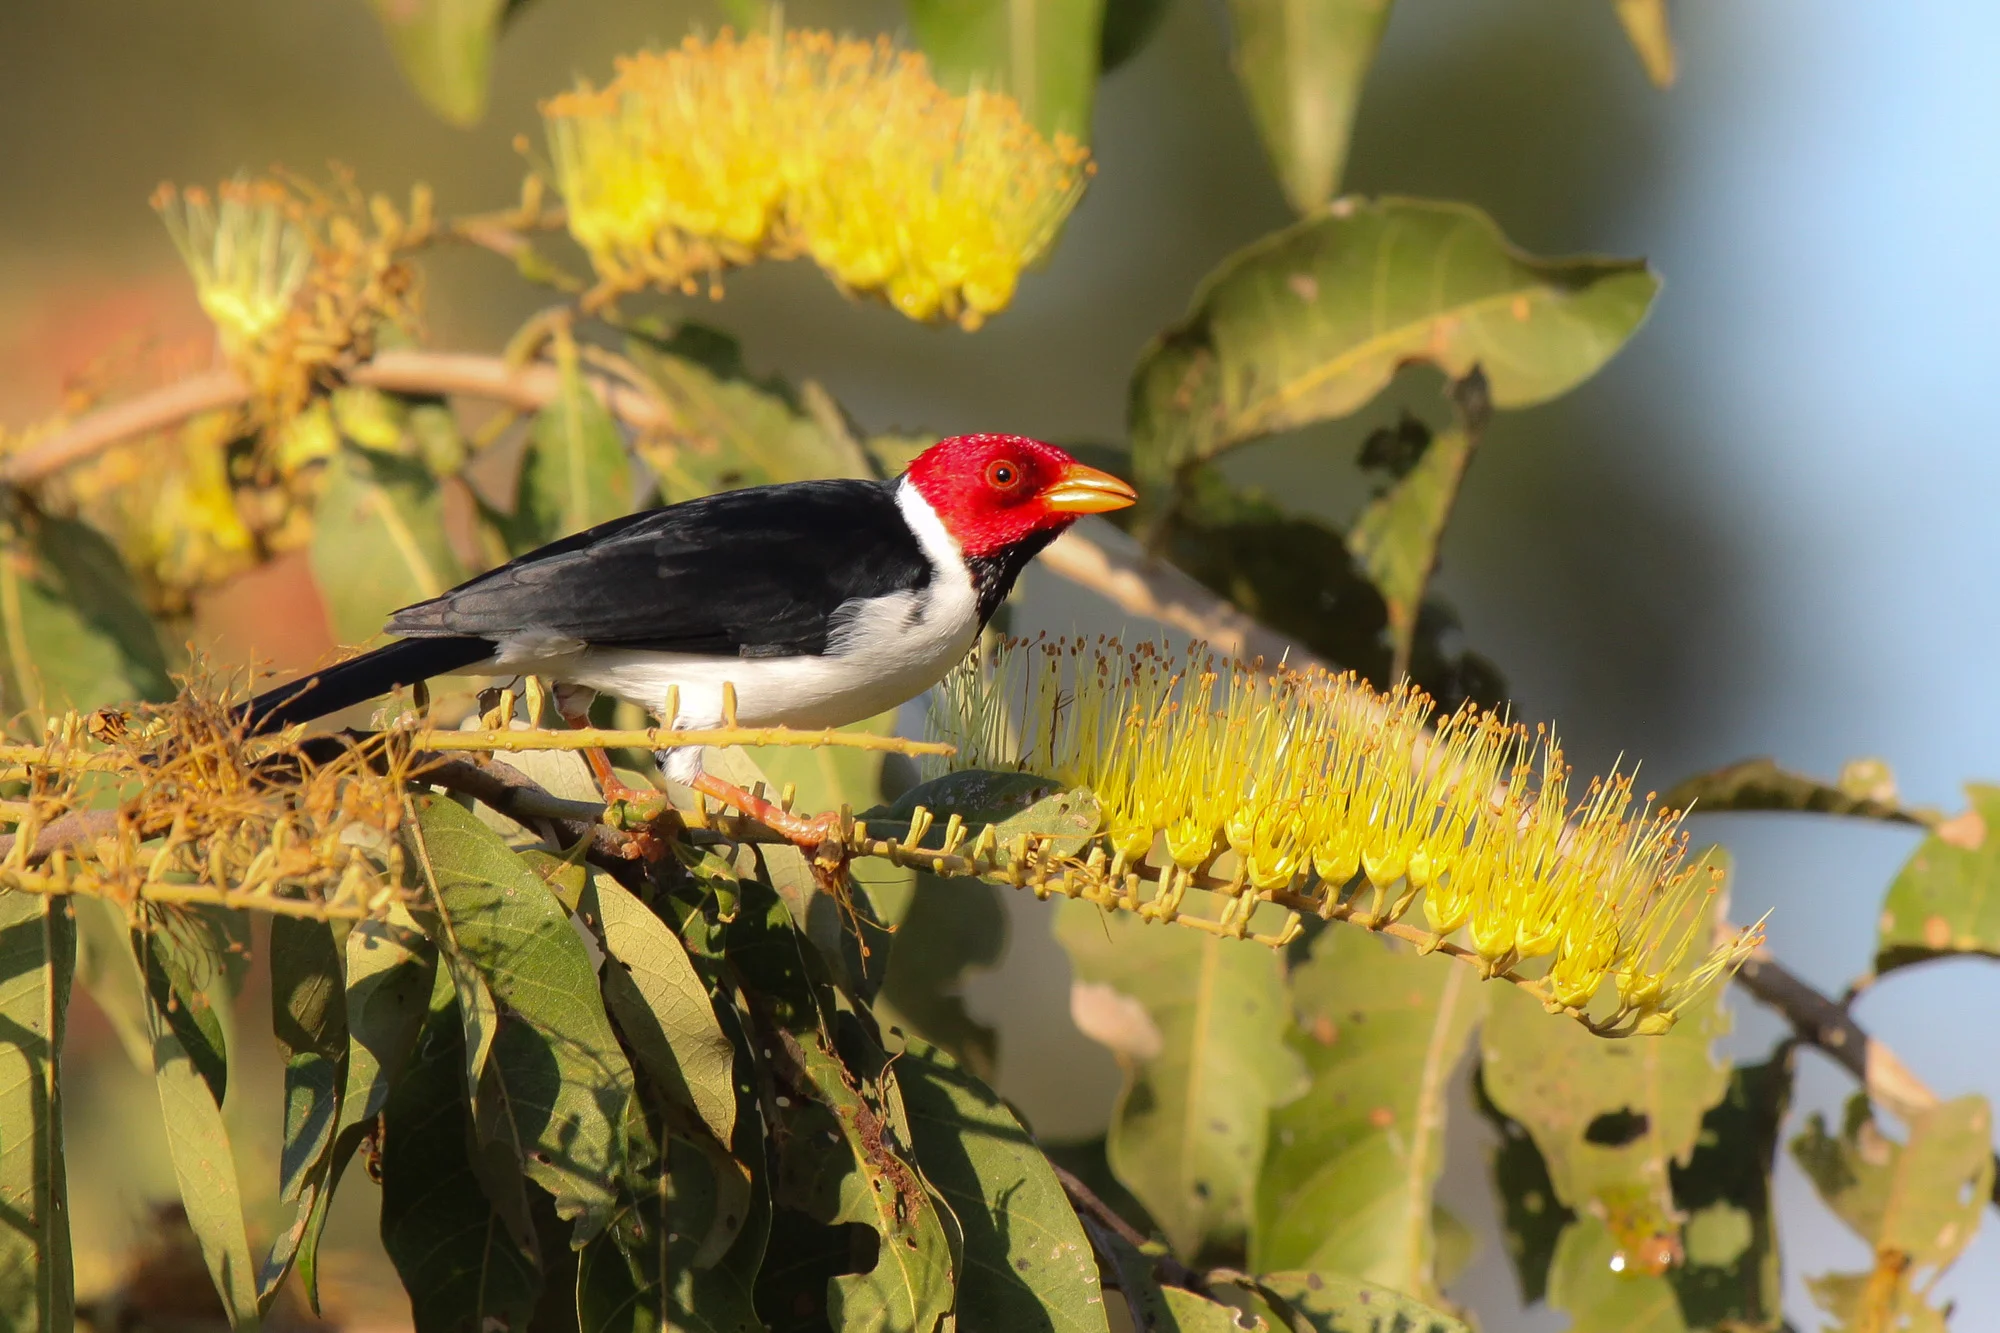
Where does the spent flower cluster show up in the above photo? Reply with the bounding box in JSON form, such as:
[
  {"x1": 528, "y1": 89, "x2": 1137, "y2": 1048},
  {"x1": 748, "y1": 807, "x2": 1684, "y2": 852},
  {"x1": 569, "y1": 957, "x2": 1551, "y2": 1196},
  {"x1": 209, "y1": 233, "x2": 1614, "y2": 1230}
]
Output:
[
  {"x1": 542, "y1": 27, "x2": 1093, "y2": 328},
  {"x1": 928, "y1": 637, "x2": 1764, "y2": 1033}
]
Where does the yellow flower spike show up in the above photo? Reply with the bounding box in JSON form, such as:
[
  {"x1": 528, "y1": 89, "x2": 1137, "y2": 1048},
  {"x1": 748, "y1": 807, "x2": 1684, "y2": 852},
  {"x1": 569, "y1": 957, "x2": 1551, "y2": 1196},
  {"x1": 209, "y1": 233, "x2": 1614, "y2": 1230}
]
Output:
[
  {"x1": 155, "y1": 179, "x2": 312, "y2": 358},
  {"x1": 542, "y1": 27, "x2": 1091, "y2": 327}
]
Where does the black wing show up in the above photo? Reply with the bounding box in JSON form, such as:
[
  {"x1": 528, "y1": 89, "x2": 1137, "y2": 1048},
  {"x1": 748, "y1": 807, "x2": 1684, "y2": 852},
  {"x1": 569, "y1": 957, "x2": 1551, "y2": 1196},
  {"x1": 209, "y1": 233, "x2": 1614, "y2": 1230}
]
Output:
[{"x1": 387, "y1": 479, "x2": 934, "y2": 658}]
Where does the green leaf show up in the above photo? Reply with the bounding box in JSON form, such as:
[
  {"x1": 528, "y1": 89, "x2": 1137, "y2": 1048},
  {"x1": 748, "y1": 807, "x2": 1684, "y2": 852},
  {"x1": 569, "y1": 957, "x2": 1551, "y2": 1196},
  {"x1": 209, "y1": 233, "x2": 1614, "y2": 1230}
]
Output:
[
  {"x1": 1254, "y1": 928, "x2": 1485, "y2": 1303},
  {"x1": 1660, "y1": 756, "x2": 1930, "y2": 827},
  {"x1": 908, "y1": 0, "x2": 1108, "y2": 139},
  {"x1": 518, "y1": 345, "x2": 636, "y2": 545},
  {"x1": 897, "y1": 1037, "x2": 1111, "y2": 1333},
  {"x1": 1470, "y1": 1064, "x2": 1573, "y2": 1305},
  {"x1": 1255, "y1": 1269, "x2": 1470, "y2": 1333},
  {"x1": 258, "y1": 916, "x2": 348, "y2": 1309},
  {"x1": 1665, "y1": 1056, "x2": 1790, "y2": 1331},
  {"x1": 311, "y1": 441, "x2": 469, "y2": 646},
  {"x1": 295, "y1": 910, "x2": 437, "y2": 1310},
  {"x1": 1346, "y1": 373, "x2": 1489, "y2": 679},
  {"x1": 0, "y1": 888, "x2": 76, "y2": 1332},
  {"x1": 71, "y1": 896, "x2": 152, "y2": 1074},
  {"x1": 1545, "y1": 1217, "x2": 1688, "y2": 1333},
  {"x1": 380, "y1": 963, "x2": 542, "y2": 1331},
  {"x1": 1226, "y1": 0, "x2": 1395, "y2": 213},
  {"x1": 132, "y1": 914, "x2": 232, "y2": 1108},
  {"x1": 877, "y1": 874, "x2": 1006, "y2": 1082},
  {"x1": 367, "y1": 0, "x2": 511, "y2": 126},
  {"x1": 0, "y1": 510, "x2": 172, "y2": 719},
  {"x1": 1128, "y1": 198, "x2": 1658, "y2": 492},
  {"x1": 864, "y1": 769, "x2": 1103, "y2": 862},
  {"x1": 408, "y1": 795, "x2": 637, "y2": 1244},
  {"x1": 136, "y1": 922, "x2": 258, "y2": 1326},
  {"x1": 1804, "y1": 1270, "x2": 1948, "y2": 1333},
  {"x1": 1159, "y1": 1286, "x2": 1265, "y2": 1330},
  {"x1": 626, "y1": 333, "x2": 874, "y2": 501},
  {"x1": 1874, "y1": 784, "x2": 2000, "y2": 972},
  {"x1": 1612, "y1": 0, "x2": 1677, "y2": 89},
  {"x1": 1055, "y1": 890, "x2": 1307, "y2": 1258},
  {"x1": 1792, "y1": 1094, "x2": 1992, "y2": 1272},
  {"x1": 1099, "y1": 0, "x2": 1174, "y2": 72},
  {"x1": 584, "y1": 869, "x2": 737, "y2": 1146}
]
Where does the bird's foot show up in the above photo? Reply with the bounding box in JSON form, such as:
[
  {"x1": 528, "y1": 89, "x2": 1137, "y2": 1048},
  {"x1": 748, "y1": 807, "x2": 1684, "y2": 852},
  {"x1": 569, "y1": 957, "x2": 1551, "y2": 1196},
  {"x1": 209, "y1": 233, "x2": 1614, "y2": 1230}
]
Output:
[{"x1": 689, "y1": 772, "x2": 847, "y2": 861}]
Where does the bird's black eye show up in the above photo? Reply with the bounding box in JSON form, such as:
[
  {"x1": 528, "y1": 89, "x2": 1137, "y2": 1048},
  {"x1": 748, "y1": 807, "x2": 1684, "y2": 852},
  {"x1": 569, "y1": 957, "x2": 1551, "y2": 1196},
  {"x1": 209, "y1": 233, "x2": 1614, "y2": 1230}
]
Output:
[{"x1": 985, "y1": 460, "x2": 1020, "y2": 489}]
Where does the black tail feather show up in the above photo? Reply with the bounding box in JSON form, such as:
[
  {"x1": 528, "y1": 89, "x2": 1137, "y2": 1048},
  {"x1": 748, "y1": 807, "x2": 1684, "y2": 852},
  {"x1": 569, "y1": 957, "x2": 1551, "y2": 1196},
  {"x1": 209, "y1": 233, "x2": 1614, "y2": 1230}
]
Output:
[{"x1": 240, "y1": 637, "x2": 496, "y2": 735}]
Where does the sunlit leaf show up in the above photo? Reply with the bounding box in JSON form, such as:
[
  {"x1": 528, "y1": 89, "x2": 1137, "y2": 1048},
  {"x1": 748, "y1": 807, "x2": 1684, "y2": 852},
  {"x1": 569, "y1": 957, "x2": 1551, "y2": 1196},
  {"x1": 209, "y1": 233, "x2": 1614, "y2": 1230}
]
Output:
[
  {"x1": 367, "y1": 0, "x2": 512, "y2": 126},
  {"x1": 0, "y1": 510, "x2": 172, "y2": 719},
  {"x1": 1545, "y1": 1217, "x2": 1687, "y2": 1333},
  {"x1": 1128, "y1": 198, "x2": 1657, "y2": 492},
  {"x1": 1255, "y1": 1269, "x2": 1470, "y2": 1332},
  {"x1": 517, "y1": 343, "x2": 637, "y2": 545},
  {"x1": 1056, "y1": 889, "x2": 1307, "y2": 1258},
  {"x1": 380, "y1": 963, "x2": 543, "y2": 1330},
  {"x1": 1254, "y1": 928, "x2": 1485, "y2": 1303},
  {"x1": 898, "y1": 1037, "x2": 1111, "y2": 1333},
  {"x1": 310, "y1": 441, "x2": 469, "y2": 646},
  {"x1": 864, "y1": 769, "x2": 1103, "y2": 862},
  {"x1": 909, "y1": 0, "x2": 1109, "y2": 139},
  {"x1": 1875, "y1": 784, "x2": 2000, "y2": 973},
  {"x1": 0, "y1": 889, "x2": 76, "y2": 1332},
  {"x1": 1226, "y1": 0, "x2": 1395, "y2": 213},
  {"x1": 1792, "y1": 1094, "x2": 1992, "y2": 1272},
  {"x1": 1612, "y1": 0, "x2": 1676, "y2": 89},
  {"x1": 257, "y1": 915, "x2": 348, "y2": 1309},
  {"x1": 408, "y1": 795, "x2": 637, "y2": 1245},
  {"x1": 1666, "y1": 1056, "x2": 1790, "y2": 1331}
]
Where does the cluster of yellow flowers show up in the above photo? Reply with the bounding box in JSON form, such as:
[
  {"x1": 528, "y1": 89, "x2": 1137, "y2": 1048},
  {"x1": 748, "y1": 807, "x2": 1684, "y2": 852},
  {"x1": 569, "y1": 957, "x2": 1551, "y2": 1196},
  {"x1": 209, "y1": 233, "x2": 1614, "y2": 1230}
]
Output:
[
  {"x1": 929, "y1": 638, "x2": 1763, "y2": 1032},
  {"x1": 541, "y1": 28, "x2": 1093, "y2": 329}
]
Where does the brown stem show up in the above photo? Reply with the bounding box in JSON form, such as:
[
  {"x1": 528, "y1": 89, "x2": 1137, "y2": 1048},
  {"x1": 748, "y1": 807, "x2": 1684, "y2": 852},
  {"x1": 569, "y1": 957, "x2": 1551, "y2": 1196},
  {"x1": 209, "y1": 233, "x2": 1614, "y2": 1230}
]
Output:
[
  {"x1": 1050, "y1": 1163, "x2": 1205, "y2": 1293},
  {"x1": 0, "y1": 808, "x2": 122, "y2": 865}
]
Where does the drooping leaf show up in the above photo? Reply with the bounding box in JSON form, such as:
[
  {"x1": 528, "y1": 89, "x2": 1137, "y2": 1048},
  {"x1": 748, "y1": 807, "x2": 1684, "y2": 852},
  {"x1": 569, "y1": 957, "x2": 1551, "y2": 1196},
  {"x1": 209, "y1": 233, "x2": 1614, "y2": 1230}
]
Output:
[
  {"x1": 131, "y1": 914, "x2": 231, "y2": 1108},
  {"x1": 583, "y1": 869, "x2": 737, "y2": 1146},
  {"x1": 626, "y1": 332, "x2": 874, "y2": 501},
  {"x1": 1659, "y1": 756, "x2": 1931, "y2": 827},
  {"x1": 908, "y1": 0, "x2": 1109, "y2": 139},
  {"x1": 380, "y1": 963, "x2": 543, "y2": 1331},
  {"x1": 71, "y1": 895, "x2": 153, "y2": 1073},
  {"x1": 295, "y1": 910, "x2": 437, "y2": 1310},
  {"x1": 310, "y1": 441, "x2": 469, "y2": 646},
  {"x1": 1255, "y1": 1269, "x2": 1471, "y2": 1333},
  {"x1": 1099, "y1": 0, "x2": 1174, "y2": 72},
  {"x1": 1612, "y1": 0, "x2": 1676, "y2": 89},
  {"x1": 408, "y1": 794, "x2": 637, "y2": 1245},
  {"x1": 367, "y1": 0, "x2": 512, "y2": 126},
  {"x1": 517, "y1": 342, "x2": 636, "y2": 546},
  {"x1": 1544, "y1": 1217, "x2": 1688, "y2": 1333},
  {"x1": 1346, "y1": 372, "x2": 1490, "y2": 679},
  {"x1": 0, "y1": 509, "x2": 172, "y2": 719},
  {"x1": 1055, "y1": 890, "x2": 1307, "y2": 1259},
  {"x1": 1665, "y1": 1056, "x2": 1791, "y2": 1331},
  {"x1": 897, "y1": 1037, "x2": 1111, "y2": 1333},
  {"x1": 136, "y1": 921, "x2": 258, "y2": 1326},
  {"x1": 258, "y1": 915, "x2": 348, "y2": 1309},
  {"x1": 1128, "y1": 198, "x2": 1658, "y2": 491},
  {"x1": 1254, "y1": 927, "x2": 1485, "y2": 1304},
  {"x1": 0, "y1": 888, "x2": 76, "y2": 1332},
  {"x1": 877, "y1": 873, "x2": 1007, "y2": 1082},
  {"x1": 1874, "y1": 784, "x2": 2000, "y2": 973},
  {"x1": 1226, "y1": 0, "x2": 1395, "y2": 213}
]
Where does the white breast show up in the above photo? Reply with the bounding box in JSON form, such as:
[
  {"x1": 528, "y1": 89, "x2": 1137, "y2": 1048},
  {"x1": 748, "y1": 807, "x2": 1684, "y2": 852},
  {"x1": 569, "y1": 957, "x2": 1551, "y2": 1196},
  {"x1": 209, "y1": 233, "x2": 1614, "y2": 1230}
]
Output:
[{"x1": 499, "y1": 478, "x2": 981, "y2": 734}]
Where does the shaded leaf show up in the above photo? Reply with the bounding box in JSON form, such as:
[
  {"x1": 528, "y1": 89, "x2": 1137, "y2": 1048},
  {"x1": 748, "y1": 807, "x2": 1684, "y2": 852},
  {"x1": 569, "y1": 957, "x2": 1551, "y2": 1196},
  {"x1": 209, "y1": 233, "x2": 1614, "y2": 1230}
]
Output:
[
  {"x1": 136, "y1": 922, "x2": 258, "y2": 1326},
  {"x1": 408, "y1": 794, "x2": 637, "y2": 1245},
  {"x1": 367, "y1": 0, "x2": 511, "y2": 126},
  {"x1": 877, "y1": 873, "x2": 1006, "y2": 1082},
  {"x1": 1254, "y1": 928, "x2": 1485, "y2": 1303},
  {"x1": 908, "y1": 0, "x2": 1109, "y2": 138},
  {"x1": 380, "y1": 963, "x2": 542, "y2": 1331},
  {"x1": 518, "y1": 343, "x2": 636, "y2": 546},
  {"x1": 71, "y1": 895, "x2": 152, "y2": 1074},
  {"x1": 1128, "y1": 198, "x2": 1657, "y2": 491},
  {"x1": 0, "y1": 888, "x2": 76, "y2": 1332},
  {"x1": 295, "y1": 910, "x2": 437, "y2": 1310},
  {"x1": 1255, "y1": 1269, "x2": 1470, "y2": 1332},
  {"x1": 1792, "y1": 1094, "x2": 1991, "y2": 1273},
  {"x1": 1099, "y1": 0, "x2": 1174, "y2": 72},
  {"x1": 258, "y1": 915, "x2": 348, "y2": 1309},
  {"x1": 1612, "y1": 0, "x2": 1676, "y2": 89},
  {"x1": 898, "y1": 1037, "x2": 1111, "y2": 1333},
  {"x1": 1545, "y1": 1217, "x2": 1687, "y2": 1333},
  {"x1": 1875, "y1": 783, "x2": 2000, "y2": 973},
  {"x1": 1226, "y1": 0, "x2": 1394, "y2": 213},
  {"x1": 132, "y1": 915, "x2": 231, "y2": 1108},
  {"x1": 1665, "y1": 1056, "x2": 1791, "y2": 1331},
  {"x1": 1660, "y1": 756, "x2": 1930, "y2": 827},
  {"x1": 0, "y1": 509, "x2": 172, "y2": 719},
  {"x1": 584, "y1": 868, "x2": 737, "y2": 1145},
  {"x1": 311, "y1": 441, "x2": 468, "y2": 646},
  {"x1": 1056, "y1": 889, "x2": 1307, "y2": 1259},
  {"x1": 1470, "y1": 1064, "x2": 1572, "y2": 1306},
  {"x1": 863, "y1": 769, "x2": 1103, "y2": 863}
]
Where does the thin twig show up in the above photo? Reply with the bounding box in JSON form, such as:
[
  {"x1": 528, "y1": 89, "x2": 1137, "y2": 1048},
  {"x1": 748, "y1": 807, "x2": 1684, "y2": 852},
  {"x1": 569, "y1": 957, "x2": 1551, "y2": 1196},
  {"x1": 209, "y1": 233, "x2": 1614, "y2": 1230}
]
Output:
[{"x1": 1051, "y1": 1163, "x2": 1205, "y2": 1292}]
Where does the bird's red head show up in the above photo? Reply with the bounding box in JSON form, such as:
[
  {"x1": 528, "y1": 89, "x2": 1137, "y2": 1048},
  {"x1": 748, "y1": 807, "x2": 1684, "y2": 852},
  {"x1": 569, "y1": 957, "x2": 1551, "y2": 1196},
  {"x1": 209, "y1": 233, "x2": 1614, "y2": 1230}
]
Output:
[{"x1": 904, "y1": 434, "x2": 1138, "y2": 558}]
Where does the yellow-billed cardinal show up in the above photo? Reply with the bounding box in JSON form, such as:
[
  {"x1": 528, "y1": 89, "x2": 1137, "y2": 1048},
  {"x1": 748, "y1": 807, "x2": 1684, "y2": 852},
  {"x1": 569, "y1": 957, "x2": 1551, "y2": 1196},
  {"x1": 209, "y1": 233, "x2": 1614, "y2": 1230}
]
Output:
[{"x1": 243, "y1": 434, "x2": 1136, "y2": 840}]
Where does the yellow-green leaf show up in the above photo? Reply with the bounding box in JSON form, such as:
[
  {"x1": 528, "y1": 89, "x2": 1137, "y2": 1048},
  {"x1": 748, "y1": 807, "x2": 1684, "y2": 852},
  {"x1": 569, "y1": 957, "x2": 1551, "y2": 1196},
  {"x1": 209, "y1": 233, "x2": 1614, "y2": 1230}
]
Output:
[
  {"x1": 0, "y1": 510, "x2": 172, "y2": 720},
  {"x1": 310, "y1": 441, "x2": 468, "y2": 646},
  {"x1": 1256, "y1": 1269, "x2": 1470, "y2": 1333},
  {"x1": 1875, "y1": 784, "x2": 2000, "y2": 972},
  {"x1": 1346, "y1": 416, "x2": 1477, "y2": 680},
  {"x1": 1128, "y1": 198, "x2": 1658, "y2": 490},
  {"x1": 0, "y1": 888, "x2": 76, "y2": 1332},
  {"x1": 1792, "y1": 1094, "x2": 1992, "y2": 1270},
  {"x1": 1613, "y1": 0, "x2": 1677, "y2": 89},
  {"x1": 1545, "y1": 1217, "x2": 1688, "y2": 1333},
  {"x1": 1227, "y1": 0, "x2": 1394, "y2": 214},
  {"x1": 518, "y1": 346, "x2": 636, "y2": 545},
  {"x1": 367, "y1": 0, "x2": 511, "y2": 126},
  {"x1": 909, "y1": 0, "x2": 1109, "y2": 139}
]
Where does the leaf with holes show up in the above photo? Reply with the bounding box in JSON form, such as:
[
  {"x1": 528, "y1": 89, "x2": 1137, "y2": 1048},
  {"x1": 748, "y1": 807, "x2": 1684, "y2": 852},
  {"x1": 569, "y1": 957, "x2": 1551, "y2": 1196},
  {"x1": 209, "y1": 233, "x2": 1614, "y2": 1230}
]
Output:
[
  {"x1": 0, "y1": 510, "x2": 172, "y2": 719},
  {"x1": 1253, "y1": 928, "x2": 1485, "y2": 1303},
  {"x1": 1875, "y1": 784, "x2": 2000, "y2": 973},
  {"x1": 908, "y1": 0, "x2": 1109, "y2": 138},
  {"x1": 1227, "y1": 0, "x2": 1395, "y2": 213},
  {"x1": 1665, "y1": 1056, "x2": 1791, "y2": 1331},
  {"x1": 898, "y1": 1037, "x2": 1110, "y2": 1333},
  {"x1": 0, "y1": 889, "x2": 76, "y2": 1332},
  {"x1": 311, "y1": 441, "x2": 468, "y2": 646},
  {"x1": 1056, "y1": 889, "x2": 1307, "y2": 1259},
  {"x1": 1128, "y1": 198, "x2": 1657, "y2": 491},
  {"x1": 1255, "y1": 1269, "x2": 1471, "y2": 1333},
  {"x1": 408, "y1": 794, "x2": 636, "y2": 1244}
]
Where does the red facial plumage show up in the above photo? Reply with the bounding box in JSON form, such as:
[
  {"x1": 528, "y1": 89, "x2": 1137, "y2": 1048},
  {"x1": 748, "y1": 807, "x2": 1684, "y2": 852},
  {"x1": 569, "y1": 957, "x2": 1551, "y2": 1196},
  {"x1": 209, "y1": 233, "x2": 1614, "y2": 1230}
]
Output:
[{"x1": 904, "y1": 433, "x2": 1137, "y2": 557}]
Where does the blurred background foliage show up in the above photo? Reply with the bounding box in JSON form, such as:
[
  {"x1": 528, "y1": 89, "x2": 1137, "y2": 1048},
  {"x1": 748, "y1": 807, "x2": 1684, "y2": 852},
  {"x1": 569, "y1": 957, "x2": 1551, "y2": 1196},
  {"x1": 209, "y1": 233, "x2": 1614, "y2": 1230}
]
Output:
[{"x1": 2, "y1": 1, "x2": 1998, "y2": 1331}]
